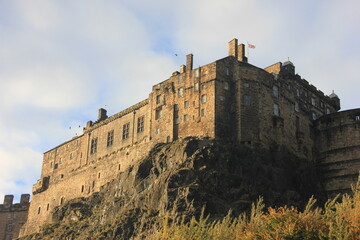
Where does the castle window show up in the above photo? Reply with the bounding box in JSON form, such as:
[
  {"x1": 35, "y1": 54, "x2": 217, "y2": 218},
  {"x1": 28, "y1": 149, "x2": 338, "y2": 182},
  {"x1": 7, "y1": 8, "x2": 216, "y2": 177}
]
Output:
[
  {"x1": 311, "y1": 112, "x2": 317, "y2": 120},
  {"x1": 155, "y1": 108, "x2": 162, "y2": 120},
  {"x1": 122, "y1": 123, "x2": 130, "y2": 140},
  {"x1": 226, "y1": 68, "x2": 230, "y2": 76},
  {"x1": 178, "y1": 75, "x2": 183, "y2": 83},
  {"x1": 5, "y1": 235, "x2": 13, "y2": 240},
  {"x1": 295, "y1": 102, "x2": 299, "y2": 112},
  {"x1": 355, "y1": 116, "x2": 360, "y2": 121},
  {"x1": 220, "y1": 96, "x2": 225, "y2": 101},
  {"x1": 69, "y1": 153, "x2": 73, "y2": 160},
  {"x1": 59, "y1": 158, "x2": 62, "y2": 164},
  {"x1": 178, "y1": 87, "x2": 183, "y2": 97},
  {"x1": 320, "y1": 101, "x2": 324, "y2": 108},
  {"x1": 98, "y1": 172, "x2": 101, "y2": 179},
  {"x1": 224, "y1": 81, "x2": 229, "y2": 90},
  {"x1": 50, "y1": 162, "x2": 53, "y2": 168},
  {"x1": 311, "y1": 97, "x2": 316, "y2": 106},
  {"x1": 184, "y1": 101, "x2": 189, "y2": 108},
  {"x1": 77, "y1": 140, "x2": 80, "y2": 146},
  {"x1": 174, "y1": 104, "x2": 179, "y2": 111},
  {"x1": 60, "y1": 174, "x2": 64, "y2": 179},
  {"x1": 296, "y1": 89, "x2": 300, "y2": 97},
  {"x1": 6, "y1": 224, "x2": 13, "y2": 232},
  {"x1": 81, "y1": 185, "x2": 84, "y2": 193},
  {"x1": 326, "y1": 108, "x2": 331, "y2": 114},
  {"x1": 195, "y1": 69, "x2": 199, "y2": 78},
  {"x1": 38, "y1": 207, "x2": 41, "y2": 214},
  {"x1": 272, "y1": 85, "x2": 279, "y2": 98},
  {"x1": 156, "y1": 95, "x2": 161, "y2": 104},
  {"x1": 244, "y1": 95, "x2": 251, "y2": 106},
  {"x1": 184, "y1": 114, "x2": 188, "y2": 122},
  {"x1": 90, "y1": 138, "x2": 98, "y2": 154},
  {"x1": 107, "y1": 130, "x2": 114, "y2": 147},
  {"x1": 60, "y1": 197, "x2": 65, "y2": 204},
  {"x1": 274, "y1": 104, "x2": 280, "y2": 116},
  {"x1": 46, "y1": 203, "x2": 49, "y2": 211},
  {"x1": 200, "y1": 109, "x2": 205, "y2": 116},
  {"x1": 194, "y1": 83, "x2": 199, "y2": 91},
  {"x1": 175, "y1": 116, "x2": 179, "y2": 124},
  {"x1": 272, "y1": 73, "x2": 278, "y2": 80},
  {"x1": 244, "y1": 82, "x2": 249, "y2": 88},
  {"x1": 156, "y1": 128, "x2": 160, "y2": 135},
  {"x1": 137, "y1": 116, "x2": 144, "y2": 133},
  {"x1": 201, "y1": 84, "x2": 206, "y2": 90},
  {"x1": 201, "y1": 94, "x2": 207, "y2": 104},
  {"x1": 296, "y1": 116, "x2": 300, "y2": 131}
]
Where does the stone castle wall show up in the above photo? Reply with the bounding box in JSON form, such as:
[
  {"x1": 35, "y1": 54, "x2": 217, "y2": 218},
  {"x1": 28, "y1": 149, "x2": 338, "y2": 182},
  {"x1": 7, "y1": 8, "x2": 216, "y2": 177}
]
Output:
[
  {"x1": 0, "y1": 194, "x2": 29, "y2": 240},
  {"x1": 315, "y1": 109, "x2": 360, "y2": 196},
  {"x1": 19, "y1": 38, "x2": 360, "y2": 236}
]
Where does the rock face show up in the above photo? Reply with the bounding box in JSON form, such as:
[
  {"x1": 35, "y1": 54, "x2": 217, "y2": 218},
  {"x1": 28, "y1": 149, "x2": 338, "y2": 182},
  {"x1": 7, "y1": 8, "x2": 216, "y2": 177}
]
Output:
[{"x1": 19, "y1": 138, "x2": 322, "y2": 240}]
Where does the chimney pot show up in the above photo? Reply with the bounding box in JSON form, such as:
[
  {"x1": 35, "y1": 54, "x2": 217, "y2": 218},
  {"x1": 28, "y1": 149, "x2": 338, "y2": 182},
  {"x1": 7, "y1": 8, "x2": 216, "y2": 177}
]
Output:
[
  {"x1": 186, "y1": 54, "x2": 193, "y2": 71},
  {"x1": 228, "y1": 38, "x2": 238, "y2": 58},
  {"x1": 98, "y1": 108, "x2": 108, "y2": 121},
  {"x1": 238, "y1": 44, "x2": 248, "y2": 62}
]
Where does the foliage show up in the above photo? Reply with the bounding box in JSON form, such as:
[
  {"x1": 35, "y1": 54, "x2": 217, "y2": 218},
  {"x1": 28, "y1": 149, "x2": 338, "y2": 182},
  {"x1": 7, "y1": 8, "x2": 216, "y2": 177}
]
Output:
[{"x1": 150, "y1": 177, "x2": 360, "y2": 240}]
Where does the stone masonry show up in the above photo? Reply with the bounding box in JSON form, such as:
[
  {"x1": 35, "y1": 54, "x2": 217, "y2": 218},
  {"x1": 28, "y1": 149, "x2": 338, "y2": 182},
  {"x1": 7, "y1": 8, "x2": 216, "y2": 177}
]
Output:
[
  {"x1": 0, "y1": 195, "x2": 30, "y2": 240},
  {"x1": 19, "y1": 38, "x2": 359, "y2": 236}
]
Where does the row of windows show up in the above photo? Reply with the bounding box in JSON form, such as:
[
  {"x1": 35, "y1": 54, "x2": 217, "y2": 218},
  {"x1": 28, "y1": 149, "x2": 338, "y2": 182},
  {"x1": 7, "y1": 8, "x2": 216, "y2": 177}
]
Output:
[{"x1": 90, "y1": 116, "x2": 145, "y2": 154}]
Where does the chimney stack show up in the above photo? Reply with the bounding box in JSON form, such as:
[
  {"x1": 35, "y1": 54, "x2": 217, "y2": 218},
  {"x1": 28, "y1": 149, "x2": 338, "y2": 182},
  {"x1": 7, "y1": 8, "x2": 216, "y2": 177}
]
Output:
[
  {"x1": 98, "y1": 108, "x2": 108, "y2": 121},
  {"x1": 238, "y1": 44, "x2": 248, "y2": 62},
  {"x1": 3, "y1": 195, "x2": 13, "y2": 208},
  {"x1": 186, "y1": 54, "x2": 193, "y2": 71},
  {"x1": 180, "y1": 64, "x2": 186, "y2": 73},
  {"x1": 228, "y1": 38, "x2": 238, "y2": 58}
]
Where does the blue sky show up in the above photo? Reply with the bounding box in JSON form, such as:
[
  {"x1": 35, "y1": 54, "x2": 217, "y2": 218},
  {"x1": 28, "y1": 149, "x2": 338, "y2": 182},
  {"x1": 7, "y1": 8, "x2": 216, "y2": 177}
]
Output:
[{"x1": 0, "y1": 0, "x2": 359, "y2": 202}]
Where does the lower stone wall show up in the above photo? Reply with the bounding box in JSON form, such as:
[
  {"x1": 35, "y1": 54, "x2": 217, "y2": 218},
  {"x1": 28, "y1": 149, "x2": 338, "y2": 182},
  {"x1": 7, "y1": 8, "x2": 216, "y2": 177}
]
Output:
[
  {"x1": 20, "y1": 141, "x2": 154, "y2": 236},
  {"x1": 0, "y1": 204, "x2": 29, "y2": 240}
]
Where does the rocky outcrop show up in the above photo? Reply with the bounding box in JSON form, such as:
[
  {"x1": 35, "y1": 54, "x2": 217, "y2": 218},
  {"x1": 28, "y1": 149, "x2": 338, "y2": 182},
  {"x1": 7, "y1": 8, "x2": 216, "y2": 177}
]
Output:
[{"x1": 19, "y1": 137, "x2": 323, "y2": 240}]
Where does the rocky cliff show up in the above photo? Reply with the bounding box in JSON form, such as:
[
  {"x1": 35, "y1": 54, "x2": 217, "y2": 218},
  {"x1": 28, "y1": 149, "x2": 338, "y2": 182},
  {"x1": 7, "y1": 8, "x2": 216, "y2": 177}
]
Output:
[{"x1": 19, "y1": 137, "x2": 323, "y2": 240}]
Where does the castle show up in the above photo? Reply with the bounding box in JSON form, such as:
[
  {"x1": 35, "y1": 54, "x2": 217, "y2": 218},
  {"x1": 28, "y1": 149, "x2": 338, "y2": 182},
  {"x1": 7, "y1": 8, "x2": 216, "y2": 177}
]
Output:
[{"x1": 6, "y1": 38, "x2": 358, "y2": 237}]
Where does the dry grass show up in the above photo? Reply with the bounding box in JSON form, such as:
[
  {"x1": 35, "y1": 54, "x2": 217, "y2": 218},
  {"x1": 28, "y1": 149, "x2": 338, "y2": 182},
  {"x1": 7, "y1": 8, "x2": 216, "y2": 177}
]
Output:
[{"x1": 150, "y1": 177, "x2": 360, "y2": 240}]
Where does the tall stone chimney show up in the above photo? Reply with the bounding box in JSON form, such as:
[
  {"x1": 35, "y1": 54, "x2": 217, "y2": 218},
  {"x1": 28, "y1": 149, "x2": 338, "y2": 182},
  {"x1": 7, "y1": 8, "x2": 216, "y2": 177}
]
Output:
[
  {"x1": 238, "y1": 43, "x2": 248, "y2": 62},
  {"x1": 228, "y1": 38, "x2": 238, "y2": 58},
  {"x1": 98, "y1": 108, "x2": 108, "y2": 121},
  {"x1": 186, "y1": 54, "x2": 193, "y2": 71},
  {"x1": 3, "y1": 195, "x2": 13, "y2": 208}
]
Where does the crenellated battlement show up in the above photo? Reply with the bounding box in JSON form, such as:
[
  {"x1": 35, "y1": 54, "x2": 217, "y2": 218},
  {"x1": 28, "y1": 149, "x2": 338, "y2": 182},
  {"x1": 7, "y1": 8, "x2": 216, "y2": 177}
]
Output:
[{"x1": 0, "y1": 194, "x2": 30, "y2": 211}]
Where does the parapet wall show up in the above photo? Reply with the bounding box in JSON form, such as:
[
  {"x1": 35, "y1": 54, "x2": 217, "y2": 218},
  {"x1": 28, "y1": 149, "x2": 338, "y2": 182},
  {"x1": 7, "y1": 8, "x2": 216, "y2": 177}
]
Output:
[
  {"x1": 315, "y1": 109, "x2": 360, "y2": 196},
  {"x1": 0, "y1": 194, "x2": 30, "y2": 240}
]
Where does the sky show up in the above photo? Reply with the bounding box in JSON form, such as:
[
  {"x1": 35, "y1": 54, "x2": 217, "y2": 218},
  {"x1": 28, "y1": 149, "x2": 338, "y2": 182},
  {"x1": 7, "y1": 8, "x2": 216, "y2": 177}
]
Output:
[{"x1": 0, "y1": 0, "x2": 359, "y2": 203}]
